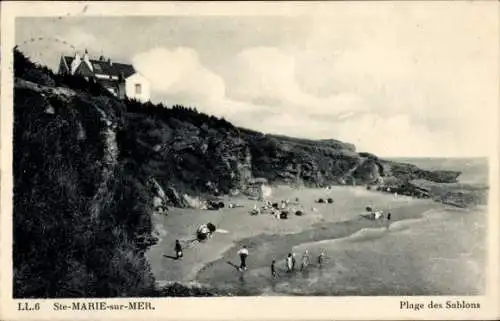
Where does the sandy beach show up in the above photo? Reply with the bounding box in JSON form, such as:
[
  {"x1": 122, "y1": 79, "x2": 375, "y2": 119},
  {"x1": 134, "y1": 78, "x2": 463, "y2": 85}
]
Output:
[{"x1": 144, "y1": 184, "x2": 487, "y2": 296}]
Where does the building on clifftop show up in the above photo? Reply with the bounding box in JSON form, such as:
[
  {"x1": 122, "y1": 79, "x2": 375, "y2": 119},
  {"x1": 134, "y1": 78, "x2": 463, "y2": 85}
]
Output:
[{"x1": 58, "y1": 49, "x2": 150, "y2": 102}]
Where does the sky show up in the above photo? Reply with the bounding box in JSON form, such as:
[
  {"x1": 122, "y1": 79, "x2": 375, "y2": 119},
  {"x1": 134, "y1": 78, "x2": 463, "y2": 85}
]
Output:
[{"x1": 15, "y1": 3, "x2": 498, "y2": 157}]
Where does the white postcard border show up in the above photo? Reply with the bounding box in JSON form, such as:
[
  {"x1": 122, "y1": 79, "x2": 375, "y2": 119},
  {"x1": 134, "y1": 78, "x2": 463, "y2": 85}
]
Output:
[{"x1": 1, "y1": 1, "x2": 499, "y2": 320}]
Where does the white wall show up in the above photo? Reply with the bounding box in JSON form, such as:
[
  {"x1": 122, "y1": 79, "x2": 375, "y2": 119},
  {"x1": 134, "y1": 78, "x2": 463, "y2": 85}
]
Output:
[{"x1": 125, "y1": 73, "x2": 150, "y2": 102}]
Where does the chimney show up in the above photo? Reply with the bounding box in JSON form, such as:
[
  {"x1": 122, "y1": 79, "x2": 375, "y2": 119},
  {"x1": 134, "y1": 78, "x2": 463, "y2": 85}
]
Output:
[
  {"x1": 82, "y1": 48, "x2": 93, "y2": 72},
  {"x1": 83, "y1": 49, "x2": 90, "y2": 62}
]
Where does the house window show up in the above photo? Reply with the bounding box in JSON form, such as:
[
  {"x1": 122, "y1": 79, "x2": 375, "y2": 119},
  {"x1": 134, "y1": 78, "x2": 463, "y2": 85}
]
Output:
[{"x1": 135, "y1": 83, "x2": 142, "y2": 95}]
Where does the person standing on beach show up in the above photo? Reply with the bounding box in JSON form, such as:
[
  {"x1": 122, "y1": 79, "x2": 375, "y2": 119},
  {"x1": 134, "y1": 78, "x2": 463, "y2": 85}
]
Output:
[
  {"x1": 271, "y1": 260, "x2": 277, "y2": 278},
  {"x1": 237, "y1": 245, "x2": 249, "y2": 271},
  {"x1": 175, "y1": 240, "x2": 183, "y2": 259},
  {"x1": 286, "y1": 253, "x2": 293, "y2": 272},
  {"x1": 317, "y1": 251, "x2": 325, "y2": 268},
  {"x1": 300, "y1": 250, "x2": 310, "y2": 271},
  {"x1": 386, "y1": 212, "x2": 392, "y2": 229}
]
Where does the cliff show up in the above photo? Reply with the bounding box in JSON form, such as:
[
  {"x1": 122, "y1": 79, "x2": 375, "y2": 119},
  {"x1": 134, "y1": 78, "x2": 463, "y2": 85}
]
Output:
[
  {"x1": 238, "y1": 129, "x2": 461, "y2": 188},
  {"x1": 121, "y1": 106, "x2": 461, "y2": 204},
  {"x1": 122, "y1": 102, "x2": 252, "y2": 197},
  {"x1": 13, "y1": 50, "x2": 157, "y2": 298},
  {"x1": 13, "y1": 49, "x2": 464, "y2": 298}
]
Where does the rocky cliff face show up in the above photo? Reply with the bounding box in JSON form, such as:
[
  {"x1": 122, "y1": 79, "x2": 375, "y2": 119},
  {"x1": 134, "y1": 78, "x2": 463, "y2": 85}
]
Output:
[
  {"x1": 239, "y1": 129, "x2": 460, "y2": 188},
  {"x1": 111, "y1": 101, "x2": 462, "y2": 205},
  {"x1": 240, "y1": 128, "x2": 360, "y2": 186},
  {"x1": 122, "y1": 105, "x2": 253, "y2": 199},
  {"x1": 13, "y1": 50, "x2": 156, "y2": 298},
  {"x1": 379, "y1": 159, "x2": 461, "y2": 184}
]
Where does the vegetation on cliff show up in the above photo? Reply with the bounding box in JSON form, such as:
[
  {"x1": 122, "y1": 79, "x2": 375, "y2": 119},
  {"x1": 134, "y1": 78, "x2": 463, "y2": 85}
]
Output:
[
  {"x1": 13, "y1": 49, "x2": 155, "y2": 298},
  {"x1": 122, "y1": 103, "x2": 463, "y2": 198}
]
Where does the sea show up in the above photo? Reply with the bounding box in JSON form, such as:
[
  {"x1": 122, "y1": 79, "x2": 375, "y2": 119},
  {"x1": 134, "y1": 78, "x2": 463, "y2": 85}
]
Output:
[
  {"x1": 388, "y1": 157, "x2": 489, "y2": 186},
  {"x1": 248, "y1": 157, "x2": 489, "y2": 296}
]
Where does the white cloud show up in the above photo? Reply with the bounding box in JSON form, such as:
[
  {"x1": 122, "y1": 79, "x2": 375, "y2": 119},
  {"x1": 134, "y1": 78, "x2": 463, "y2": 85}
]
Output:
[
  {"x1": 130, "y1": 47, "x2": 282, "y2": 122},
  {"x1": 217, "y1": 41, "x2": 495, "y2": 157},
  {"x1": 132, "y1": 47, "x2": 226, "y2": 105},
  {"x1": 295, "y1": 5, "x2": 498, "y2": 157},
  {"x1": 130, "y1": 41, "x2": 496, "y2": 158},
  {"x1": 333, "y1": 114, "x2": 460, "y2": 157},
  {"x1": 123, "y1": 5, "x2": 497, "y2": 158},
  {"x1": 224, "y1": 46, "x2": 369, "y2": 117}
]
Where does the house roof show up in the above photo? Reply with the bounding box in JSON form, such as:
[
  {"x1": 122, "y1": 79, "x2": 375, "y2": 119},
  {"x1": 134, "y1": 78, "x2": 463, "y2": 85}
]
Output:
[
  {"x1": 63, "y1": 56, "x2": 136, "y2": 78},
  {"x1": 97, "y1": 78, "x2": 121, "y2": 88}
]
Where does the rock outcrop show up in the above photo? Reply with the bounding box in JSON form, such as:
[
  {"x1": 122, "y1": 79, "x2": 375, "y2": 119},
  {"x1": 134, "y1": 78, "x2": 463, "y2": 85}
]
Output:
[
  {"x1": 239, "y1": 129, "x2": 460, "y2": 188},
  {"x1": 379, "y1": 159, "x2": 461, "y2": 183},
  {"x1": 13, "y1": 50, "x2": 156, "y2": 298},
  {"x1": 121, "y1": 104, "x2": 461, "y2": 203},
  {"x1": 122, "y1": 103, "x2": 253, "y2": 202}
]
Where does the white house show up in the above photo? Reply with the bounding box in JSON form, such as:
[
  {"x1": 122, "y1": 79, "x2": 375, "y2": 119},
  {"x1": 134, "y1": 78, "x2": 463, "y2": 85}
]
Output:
[
  {"x1": 125, "y1": 73, "x2": 150, "y2": 103},
  {"x1": 58, "y1": 49, "x2": 151, "y2": 102}
]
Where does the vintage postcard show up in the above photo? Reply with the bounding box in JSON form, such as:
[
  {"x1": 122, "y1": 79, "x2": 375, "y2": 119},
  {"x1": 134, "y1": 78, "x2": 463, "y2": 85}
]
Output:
[{"x1": 1, "y1": 1, "x2": 499, "y2": 320}]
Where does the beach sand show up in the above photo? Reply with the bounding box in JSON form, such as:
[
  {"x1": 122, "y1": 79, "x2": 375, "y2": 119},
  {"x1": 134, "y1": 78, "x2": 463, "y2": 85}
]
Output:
[{"x1": 146, "y1": 185, "x2": 485, "y2": 295}]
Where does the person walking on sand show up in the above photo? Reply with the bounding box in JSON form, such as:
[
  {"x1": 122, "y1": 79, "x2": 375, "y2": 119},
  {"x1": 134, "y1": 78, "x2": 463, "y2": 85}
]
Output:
[
  {"x1": 271, "y1": 260, "x2": 277, "y2": 278},
  {"x1": 300, "y1": 250, "x2": 310, "y2": 271},
  {"x1": 386, "y1": 212, "x2": 392, "y2": 229},
  {"x1": 286, "y1": 253, "x2": 293, "y2": 272},
  {"x1": 237, "y1": 245, "x2": 249, "y2": 271},
  {"x1": 175, "y1": 240, "x2": 183, "y2": 259},
  {"x1": 317, "y1": 251, "x2": 325, "y2": 268}
]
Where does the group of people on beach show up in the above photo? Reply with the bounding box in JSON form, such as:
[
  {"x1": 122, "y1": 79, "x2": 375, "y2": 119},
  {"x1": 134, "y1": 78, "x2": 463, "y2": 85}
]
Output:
[
  {"x1": 174, "y1": 208, "x2": 393, "y2": 265},
  {"x1": 249, "y1": 196, "x2": 317, "y2": 219},
  {"x1": 235, "y1": 244, "x2": 326, "y2": 278},
  {"x1": 272, "y1": 250, "x2": 326, "y2": 277},
  {"x1": 171, "y1": 189, "x2": 395, "y2": 281}
]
